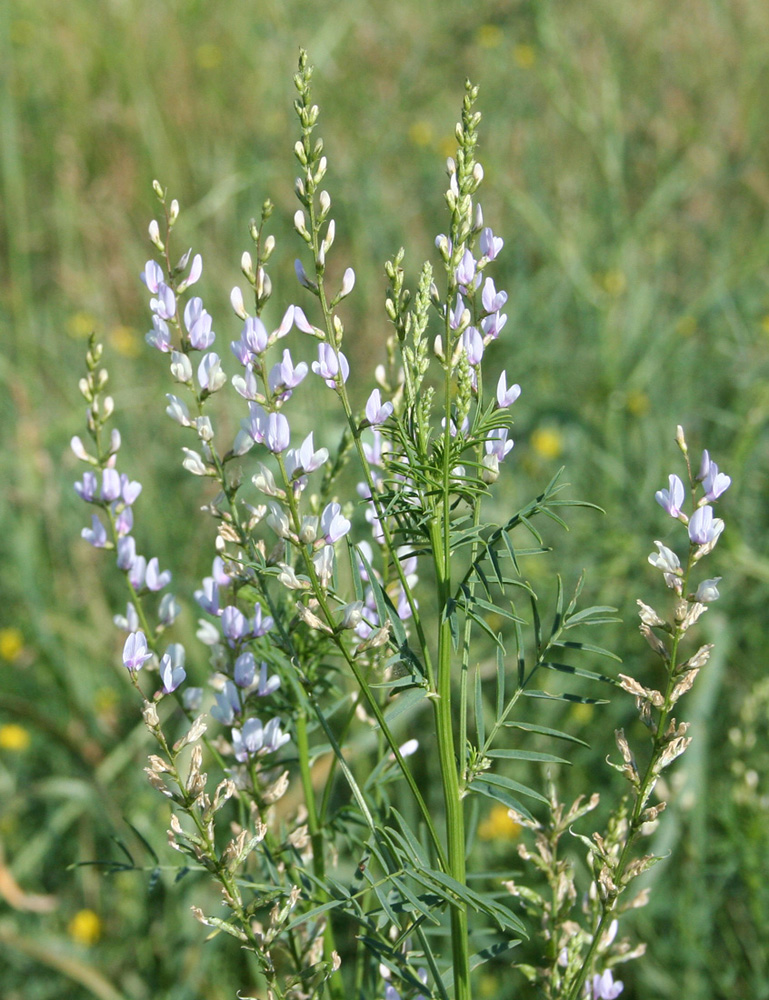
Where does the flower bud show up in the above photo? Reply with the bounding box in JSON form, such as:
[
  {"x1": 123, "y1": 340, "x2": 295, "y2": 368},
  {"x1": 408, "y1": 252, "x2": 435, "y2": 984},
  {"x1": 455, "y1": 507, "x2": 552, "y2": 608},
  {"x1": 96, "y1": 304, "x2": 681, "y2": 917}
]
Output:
[{"x1": 169, "y1": 199, "x2": 180, "y2": 225}]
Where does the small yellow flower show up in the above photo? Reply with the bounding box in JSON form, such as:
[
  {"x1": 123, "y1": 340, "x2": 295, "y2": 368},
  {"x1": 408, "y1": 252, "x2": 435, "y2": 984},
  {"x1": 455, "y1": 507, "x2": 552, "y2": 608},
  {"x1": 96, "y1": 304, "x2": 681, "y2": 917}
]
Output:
[
  {"x1": 68, "y1": 909, "x2": 102, "y2": 947},
  {"x1": 513, "y1": 44, "x2": 536, "y2": 69},
  {"x1": 408, "y1": 121, "x2": 434, "y2": 148},
  {"x1": 108, "y1": 325, "x2": 142, "y2": 359},
  {"x1": 531, "y1": 427, "x2": 563, "y2": 460},
  {"x1": 477, "y1": 803, "x2": 522, "y2": 841},
  {"x1": 0, "y1": 724, "x2": 31, "y2": 752},
  {"x1": 476, "y1": 24, "x2": 503, "y2": 49},
  {"x1": 66, "y1": 312, "x2": 97, "y2": 340},
  {"x1": 0, "y1": 627, "x2": 24, "y2": 662},
  {"x1": 195, "y1": 43, "x2": 222, "y2": 70},
  {"x1": 626, "y1": 390, "x2": 650, "y2": 416},
  {"x1": 601, "y1": 269, "x2": 627, "y2": 296}
]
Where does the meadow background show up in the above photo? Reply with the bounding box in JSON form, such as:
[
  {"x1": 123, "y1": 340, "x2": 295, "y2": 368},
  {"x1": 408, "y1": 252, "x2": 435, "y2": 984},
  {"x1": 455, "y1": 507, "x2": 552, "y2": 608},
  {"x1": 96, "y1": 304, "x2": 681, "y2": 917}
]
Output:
[{"x1": 2, "y1": 0, "x2": 769, "y2": 997}]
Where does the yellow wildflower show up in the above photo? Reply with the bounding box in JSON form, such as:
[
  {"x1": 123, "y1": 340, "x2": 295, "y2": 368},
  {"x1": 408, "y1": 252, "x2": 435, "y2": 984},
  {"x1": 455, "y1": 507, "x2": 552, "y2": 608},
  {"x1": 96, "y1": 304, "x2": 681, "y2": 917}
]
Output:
[
  {"x1": 68, "y1": 909, "x2": 102, "y2": 947},
  {"x1": 531, "y1": 427, "x2": 563, "y2": 460},
  {"x1": 477, "y1": 804, "x2": 522, "y2": 841},
  {"x1": 0, "y1": 724, "x2": 30, "y2": 752},
  {"x1": 0, "y1": 627, "x2": 24, "y2": 662}
]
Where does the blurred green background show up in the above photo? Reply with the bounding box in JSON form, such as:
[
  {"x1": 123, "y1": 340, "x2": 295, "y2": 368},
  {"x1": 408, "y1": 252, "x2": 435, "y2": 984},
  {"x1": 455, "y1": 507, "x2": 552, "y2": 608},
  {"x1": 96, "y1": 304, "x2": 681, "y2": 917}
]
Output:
[{"x1": 2, "y1": 0, "x2": 769, "y2": 996}]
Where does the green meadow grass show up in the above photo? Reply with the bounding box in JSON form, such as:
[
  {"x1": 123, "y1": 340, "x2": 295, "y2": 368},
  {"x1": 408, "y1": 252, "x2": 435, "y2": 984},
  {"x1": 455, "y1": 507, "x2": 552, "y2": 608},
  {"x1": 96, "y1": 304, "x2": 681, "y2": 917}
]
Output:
[{"x1": 2, "y1": 0, "x2": 769, "y2": 996}]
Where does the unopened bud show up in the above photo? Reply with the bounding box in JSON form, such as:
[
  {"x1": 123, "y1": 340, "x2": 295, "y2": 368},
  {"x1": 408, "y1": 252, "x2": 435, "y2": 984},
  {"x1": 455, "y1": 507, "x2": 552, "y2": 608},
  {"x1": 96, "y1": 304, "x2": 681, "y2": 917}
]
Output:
[
  {"x1": 169, "y1": 199, "x2": 180, "y2": 225},
  {"x1": 319, "y1": 190, "x2": 331, "y2": 215},
  {"x1": 148, "y1": 219, "x2": 164, "y2": 250}
]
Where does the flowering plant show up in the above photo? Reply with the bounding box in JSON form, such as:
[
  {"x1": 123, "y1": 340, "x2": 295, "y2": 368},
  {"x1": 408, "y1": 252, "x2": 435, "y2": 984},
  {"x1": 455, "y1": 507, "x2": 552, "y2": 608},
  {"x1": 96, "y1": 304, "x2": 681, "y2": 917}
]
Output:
[{"x1": 71, "y1": 51, "x2": 729, "y2": 1000}]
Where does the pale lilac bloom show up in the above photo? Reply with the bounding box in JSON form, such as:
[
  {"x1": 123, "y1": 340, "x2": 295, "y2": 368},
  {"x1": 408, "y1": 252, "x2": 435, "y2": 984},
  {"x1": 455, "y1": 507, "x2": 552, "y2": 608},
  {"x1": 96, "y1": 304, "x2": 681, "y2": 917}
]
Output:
[
  {"x1": 120, "y1": 475, "x2": 142, "y2": 505},
  {"x1": 195, "y1": 577, "x2": 220, "y2": 615},
  {"x1": 166, "y1": 393, "x2": 192, "y2": 425},
  {"x1": 688, "y1": 505, "x2": 724, "y2": 546},
  {"x1": 82, "y1": 513, "x2": 108, "y2": 548},
  {"x1": 182, "y1": 252, "x2": 203, "y2": 289},
  {"x1": 266, "y1": 502, "x2": 291, "y2": 538},
  {"x1": 480, "y1": 227, "x2": 503, "y2": 260},
  {"x1": 340, "y1": 267, "x2": 356, "y2": 298},
  {"x1": 114, "y1": 505, "x2": 133, "y2": 537},
  {"x1": 234, "y1": 651, "x2": 256, "y2": 687},
  {"x1": 231, "y1": 717, "x2": 264, "y2": 761},
  {"x1": 140, "y1": 259, "x2": 163, "y2": 293},
  {"x1": 321, "y1": 502, "x2": 351, "y2": 543},
  {"x1": 256, "y1": 660, "x2": 280, "y2": 696},
  {"x1": 295, "y1": 259, "x2": 312, "y2": 288},
  {"x1": 116, "y1": 536, "x2": 136, "y2": 571},
  {"x1": 244, "y1": 402, "x2": 268, "y2": 444},
  {"x1": 482, "y1": 276, "x2": 507, "y2": 313},
  {"x1": 74, "y1": 470, "x2": 98, "y2": 502},
  {"x1": 127, "y1": 555, "x2": 147, "y2": 590},
  {"x1": 183, "y1": 687, "x2": 203, "y2": 712},
  {"x1": 221, "y1": 605, "x2": 249, "y2": 643},
  {"x1": 230, "y1": 285, "x2": 247, "y2": 319},
  {"x1": 449, "y1": 293, "x2": 466, "y2": 330},
  {"x1": 158, "y1": 592, "x2": 181, "y2": 626},
  {"x1": 100, "y1": 468, "x2": 121, "y2": 502},
  {"x1": 123, "y1": 630, "x2": 153, "y2": 673},
  {"x1": 313, "y1": 544, "x2": 336, "y2": 588},
  {"x1": 263, "y1": 716, "x2": 290, "y2": 752},
  {"x1": 146, "y1": 316, "x2": 172, "y2": 352},
  {"x1": 648, "y1": 541, "x2": 681, "y2": 575},
  {"x1": 312, "y1": 344, "x2": 349, "y2": 387},
  {"x1": 462, "y1": 326, "x2": 484, "y2": 366},
  {"x1": 285, "y1": 432, "x2": 329, "y2": 478},
  {"x1": 497, "y1": 371, "x2": 521, "y2": 408},
  {"x1": 114, "y1": 602, "x2": 139, "y2": 632},
  {"x1": 485, "y1": 428, "x2": 514, "y2": 460},
  {"x1": 151, "y1": 282, "x2": 176, "y2": 320},
  {"x1": 696, "y1": 577, "x2": 722, "y2": 602},
  {"x1": 655, "y1": 474, "x2": 685, "y2": 518},
  {"x1": 184, "y1": 297, "x2": 215, "y2": 350},
  {"x1": 702, "y1": 461, "x2": 731, "y2": 502},
  {"x1": 590, "y1": 969, "x2": 623, "y2": 1000},
  {"x1": 480, "y1": 310, "x2": 507, "y2": 341},
  {"x1": 211, "y1": 681, "x2": 241, "y2": 724},
  {"x1": 269, "y1": 349, "x2": 308, "y2": 396},
  {"x1": 696, "y1": 449, "x2": 712, "y2": 481},
  {"x1": 265, "y1": 412, "x2": 290, "y2": 453},
  {"x1": 293, "y1": 306, "x2": 316, "y2": 335},
  {"x1": 159, "y1": 643, "x2": 186, "y2": 693},
  {"x1": 365, "y1": 388, "x2": 394, "y2": 425},
  {"x1": 197, "y1": 352, "x2": 226, "y2": 393},
  {"x1": 232, "y1": 364, "x2": 259, "y2": 401},
  {"x1": 212, "y1": 556, "x2": 231, "y2": 587},
  {"x1": 145, "y1": 557, "x2": 171, "y2": 591},
  {"x1": 456, "y1": 249, "x2": 479, "y2": 292}
]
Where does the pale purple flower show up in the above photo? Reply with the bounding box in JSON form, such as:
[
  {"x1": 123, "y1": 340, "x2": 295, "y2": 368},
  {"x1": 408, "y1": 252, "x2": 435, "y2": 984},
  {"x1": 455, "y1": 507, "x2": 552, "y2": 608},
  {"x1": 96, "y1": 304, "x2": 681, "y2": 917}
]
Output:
[
  {"x1": 82, "y1": 513, "x2": 108, "y2": 548},
  {"x1": 127, "y1": 555, "x2": 147, "y2": 590},
  {"x1": 696, "y1": 449, "x2": 712, "y2": 482},
  {"x1": 313, "y1": 544, "x2": 336, "y2": 588},
  {"x1": 234, "y1": 651, "x2": 256, "y2": 687},
  {"x1": 590, "y1": 969, "x2": 623, "y2": 1000},
  {"x1": 113, "y1": 602, "x2": 139, "y2": 632},
  {"x1": 320, "y1": 502, "x2": 351, "y2": 543},
  {"x1": 114, "y1": 504, "x2": 133, "y2": 537},
  {"x1": 256, "y1": 660, "x2": 281, "y2": 696},
  {"x1": 688, "y1": 505, "x2": 724, "y2": 546},
  {"x1": 456, "y1": 249, "x2": 478, "y2": 292},
  {"x1": 116, "y1": 536, "x2": 137, "y2": 571},
  {"x1": 480, "y1": 227, "x2": 503, "y2": 260},
  {"x1": 312, "y1": 344, "x2": 349, "y2": 387},
  {"x1": 655, "y1": 474, "x2": 686, "y2": 518},
  {"x1": 158, "y1": 592, "x2": 181, "y2": 626},
  {"x1": 244, "y1": 402, "x2": 268, "y2": 444},
  {"x1": 184, "y1": 297, "x2": 215, "y2": 350},
  {"x1": 101, "y1": 468, "x2": 122, "y2": 502},
  {"x1": 285, "y1": 432, "x2": 329, "y2": 478},
  {"x1": 485, "y1": 428, "x2": 514, "y2": 460},
  {"x1": 230, "y1": 285, "x2": 247, "y2": 319},
  {"x1": 211, "y1": 681, "x2": 241, "y2": 724},
  {"x1": 482, "y1": 277, "x2": 507, "y2": 313},
  {"x1": 145, "y1": 557, "x2": 171, "y2": 591},
  {"x1": 462, "y1": 326, "x2": 484, "y2": 366},
  {"x1": 166, "y1": 393, "x2": 191, "y2": 426},
  {"x1": 231, "y1": 717, "x2": 263, "y2": 761},
  {"x1": 74, "y1": 470, "x2": 98, "y2": 502},
  {"x1": 183, "y1": 687, "x2": 203, "y2": 712},
  {"x1": 340, "y1": 267, "x2": 356, "y2": 298},
  {"x1": 480, "y1": 310, "x2": 507, "y2": 341},
  {"x1": 648, "y1": 541, "x2": 681, "y2": 575},
  {"x1": 120, "y1": 475, "x2": 142, "y2": 505},
  {"x1": 159, "y1": 643, "x2": 186, "y2": 693},
  {"x1": 141, "y1": 260, "x2": 164, "y2": 293},
  {"x1": 269, "y1": 349, "x2": 308, "y2": 395},
  {"x1": 365, "y1": 389, "x2": 394, "y2": 426},
  {"x1": 695, "y1": 577, "x2": 721, "y2": 602},
  {"x1": 702, "y1": 461, "x2": 731, "y2": 502},
  {"x1": 197, "y1": 353, "x2": 226, "y2": 393},
  {"x1": 252, "y1": 601, "x2": 274, "y2": 637},
  {"x1": 181, "y1": 252, "x2": 203, "y2": 289},
  {"x1": 195, "y1": 577, "x2": 220, "y2": 615},
  {"x1": 146, "y1": 316, "x2": 171, "y2": 352},
  {"x1": 265, "y1": 412, "x2": 290, "y2": 453},
  {"x1": 151, "y1": 282, "x2": 176, "y2": 320},
  {"x1": 221, "y1": 605, "x2": 249, "y2": 643},
  {"x1": 449, "y1": 293, "x2": 466, "y2": 330},
  {"x1": 496, "y1": 371, "x2": 521, "y2": 408},
  {"x1": 123, "y1": 630, "x2": 153, "y2": 673},
  {"x1": 295, "y1": 259, "x2": 312, "y2": 288},
  {"x1": 266, "y1": 501, "x2": 291, "y2": 538},
  {"x1": 263, "y1": 716, "x2": 290, "y2": 752},
  {"x1": 231, "y1": 364, "x2": 259, "y2": 401},
  {"x1": 293, "y1": 306, "x2": 317, "y2": 335}
]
